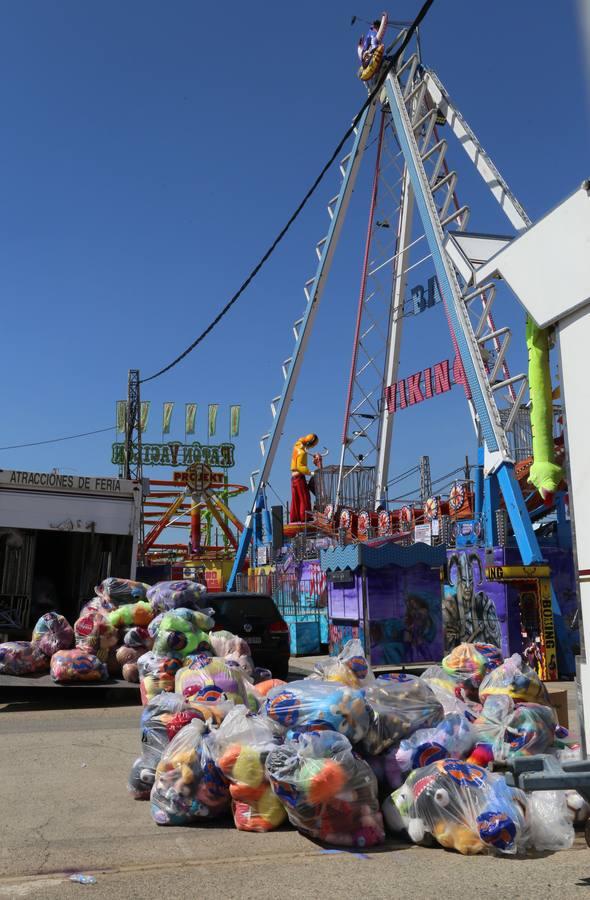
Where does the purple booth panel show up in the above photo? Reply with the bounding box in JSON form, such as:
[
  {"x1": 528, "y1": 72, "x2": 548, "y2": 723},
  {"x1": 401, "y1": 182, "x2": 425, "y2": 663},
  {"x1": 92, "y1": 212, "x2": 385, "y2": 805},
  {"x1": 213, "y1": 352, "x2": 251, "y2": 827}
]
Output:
[
  {"x1": 327, "y1": 576, "x2": 363, "y2": 621},
  {"x1": 366, "y1": 564, "x2": 444, "y2": 666}
]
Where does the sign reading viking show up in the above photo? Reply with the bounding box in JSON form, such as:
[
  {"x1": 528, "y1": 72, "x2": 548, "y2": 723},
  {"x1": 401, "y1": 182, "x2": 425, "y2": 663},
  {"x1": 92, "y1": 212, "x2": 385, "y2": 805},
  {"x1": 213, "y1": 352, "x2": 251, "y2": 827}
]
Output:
[{"x1": 111, "y1": 441, "x2": 235, "y2": 468}]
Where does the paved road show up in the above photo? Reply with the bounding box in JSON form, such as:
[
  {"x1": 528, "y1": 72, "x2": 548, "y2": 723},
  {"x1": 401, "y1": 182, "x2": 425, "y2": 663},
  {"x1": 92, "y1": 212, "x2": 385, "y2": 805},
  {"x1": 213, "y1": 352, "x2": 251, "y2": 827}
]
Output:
[{"x1": 0, "y1": 699, "x2": 589, "y2": 900}]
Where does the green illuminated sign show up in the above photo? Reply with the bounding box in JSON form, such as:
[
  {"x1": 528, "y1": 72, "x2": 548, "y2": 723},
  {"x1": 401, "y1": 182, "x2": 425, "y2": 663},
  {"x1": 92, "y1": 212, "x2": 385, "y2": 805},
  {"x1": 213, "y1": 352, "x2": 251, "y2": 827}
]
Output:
[{"x1": 111, "y1": 441, "x2": 235, "y2": 468}]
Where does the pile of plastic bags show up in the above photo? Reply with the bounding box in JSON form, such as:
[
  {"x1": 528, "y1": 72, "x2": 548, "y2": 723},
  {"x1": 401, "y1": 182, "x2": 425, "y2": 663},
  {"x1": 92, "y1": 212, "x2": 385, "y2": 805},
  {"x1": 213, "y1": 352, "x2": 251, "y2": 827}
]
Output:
[{"x1": 125, "y1": 632, "x2": 587, "y2": 855}]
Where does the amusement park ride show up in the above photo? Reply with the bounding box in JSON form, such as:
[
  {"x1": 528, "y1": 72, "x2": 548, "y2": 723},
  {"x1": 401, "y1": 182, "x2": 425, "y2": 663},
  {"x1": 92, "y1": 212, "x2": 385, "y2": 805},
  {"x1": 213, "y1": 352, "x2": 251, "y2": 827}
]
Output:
[{"x1": 122, "y1": 16, "x2": 590, "y2": 737}]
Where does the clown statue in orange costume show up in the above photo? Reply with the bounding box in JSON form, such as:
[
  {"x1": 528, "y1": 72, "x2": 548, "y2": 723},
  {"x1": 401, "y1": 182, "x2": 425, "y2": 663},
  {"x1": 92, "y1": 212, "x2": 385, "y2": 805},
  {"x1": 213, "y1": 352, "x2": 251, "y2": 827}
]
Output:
[{"x1": 290, "y1": 433, "x2": 320, "y2": 524}]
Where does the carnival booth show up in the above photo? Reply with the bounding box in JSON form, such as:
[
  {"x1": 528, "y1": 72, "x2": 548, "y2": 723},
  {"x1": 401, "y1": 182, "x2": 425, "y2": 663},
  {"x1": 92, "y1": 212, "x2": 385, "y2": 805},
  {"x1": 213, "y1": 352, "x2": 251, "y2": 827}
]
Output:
[{"x1": 320, "y1": 541, "x2": 446, "y2": 664}]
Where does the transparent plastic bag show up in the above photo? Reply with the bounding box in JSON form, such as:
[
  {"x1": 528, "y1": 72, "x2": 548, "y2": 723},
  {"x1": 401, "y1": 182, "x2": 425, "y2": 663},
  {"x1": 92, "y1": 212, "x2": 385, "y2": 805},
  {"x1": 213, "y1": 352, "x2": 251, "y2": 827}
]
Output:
[
  {"x1": 175, "y1": 655, "x2": 251, "y2": 706},
  {"x1": 479, "y1": 653, "x2": 550, "y2": 705},
  {"x1": 0, "y1": 641, "x2": 49, "y2": 675},
  {"x1": 209, "y1": 630, "x2": 251, "y2": 659},
  {"x1": 138, "y1": 651, "x2": 184, "y2": 704},
  {"x1": 147, "y1": 580, "x2": 208, "y2": 613},
  {"x1": 442, "y1": 643, "x2": 503, "y2": 698},
  {"x1": 129, "y1": 692, "x2": 193, "y2": 798},
  {"x1": 472, "y1": 695, "x2": 557, "y2": 759},
  {"x1": 152, "y1": 611, "x2": 212, "y2": 658},
  {"x1": 525, "y1": 791, "x2": 574, "y2": 851},
  {"x1": 264, "y1": 679, "x2": 371, "y2": 744},
  {"x1": 224, "y1": 651, "x2": 255, "y2": 681},
  {"x1": 50, "y1": 648, "x2": 108, "y2": 683},
  {"x1": 310, "y1": 640, "x2": 375, "y2": 688},
  {"x1": 123, "y1": 626, "x2": 153, "y2": 651},
  {"x1": 420, "y1": 665, "x2": 479, "y2": 718},
  {"x1": 116, "y1": 646, "x2": 141, "y2": 682},
  {"x1": 95, "y1": 577, "x2": 149, "y2": 606},
  {"x1": 266, "y1": 730, "x2": 384, "y2": 847},
  {"x1": 150, "y1": 720, "x2": 230, "y2": 825},
  {"x1": 365, "y1": 747, "x2": 404, "y2": 796},
  {"x1": 107, "y1": 602, "x2": 154, "y2": 630},
  {"x1": 31, "y1": 612, "x2": 74, "y2": 656},
  {"x1": 210, "y1": 706, "x2": 286, "y2": 831},
  {"x1": 395, "y1": 713, "x2": 475, "y2": 775},
  {"x1": 74, "y1": 605, "x2": 119, "y2": 660},
  {"x1": 359, "y1": 675, "x2": 444, "y2": 755},
  {"x1": 384, "y1": 759, "x2": 527, "y2": 855}
]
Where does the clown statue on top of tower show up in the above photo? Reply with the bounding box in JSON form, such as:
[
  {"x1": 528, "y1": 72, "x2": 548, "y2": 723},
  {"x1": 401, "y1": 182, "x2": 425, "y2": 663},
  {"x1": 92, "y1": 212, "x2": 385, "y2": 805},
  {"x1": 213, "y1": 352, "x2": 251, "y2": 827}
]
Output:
[
  {"x1": 357, "y1": 12, "x2": 388, "y2": 82},
  {"x1": 290, "y1": 433, "x2": 322, "y2": 524}
]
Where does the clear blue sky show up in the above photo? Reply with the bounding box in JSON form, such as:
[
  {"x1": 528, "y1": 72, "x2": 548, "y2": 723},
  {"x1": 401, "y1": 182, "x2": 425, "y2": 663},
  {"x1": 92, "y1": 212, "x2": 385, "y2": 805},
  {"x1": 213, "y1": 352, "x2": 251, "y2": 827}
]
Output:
[{"x1": 0, "y1": 1, "x2": 587, "y2": 522}]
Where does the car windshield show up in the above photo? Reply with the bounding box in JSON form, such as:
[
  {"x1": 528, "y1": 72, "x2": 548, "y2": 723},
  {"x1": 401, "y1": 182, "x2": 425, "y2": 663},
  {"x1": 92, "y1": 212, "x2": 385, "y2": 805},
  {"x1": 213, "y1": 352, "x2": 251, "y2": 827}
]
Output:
[{"x1": 208, "y1": 595, "x2": 278, "y2": 620}]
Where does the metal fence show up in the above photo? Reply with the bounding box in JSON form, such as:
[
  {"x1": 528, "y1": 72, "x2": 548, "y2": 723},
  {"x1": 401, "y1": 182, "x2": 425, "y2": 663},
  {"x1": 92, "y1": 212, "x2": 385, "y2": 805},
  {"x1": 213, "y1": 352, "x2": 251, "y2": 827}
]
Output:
[{"x1": 235, "y1": 572, "x2": 326, "y2": 621}]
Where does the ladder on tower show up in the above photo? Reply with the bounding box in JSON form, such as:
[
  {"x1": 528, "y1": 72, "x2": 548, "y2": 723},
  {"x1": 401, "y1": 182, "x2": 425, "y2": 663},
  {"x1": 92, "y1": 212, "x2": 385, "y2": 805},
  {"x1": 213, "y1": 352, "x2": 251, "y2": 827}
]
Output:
[{"x1": 227, "y1": 100, "x2": 379, "y2": 589}]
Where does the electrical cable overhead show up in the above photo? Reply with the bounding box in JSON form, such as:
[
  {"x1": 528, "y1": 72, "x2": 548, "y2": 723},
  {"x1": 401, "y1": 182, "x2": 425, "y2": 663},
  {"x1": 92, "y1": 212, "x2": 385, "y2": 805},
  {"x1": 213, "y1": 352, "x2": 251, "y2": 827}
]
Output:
[
  {"x1": 140, "y1": 0, "x2": 437, "y2": 384},
  {"x1": 0, "y1": 426, "x2": 114, "y2": 452}
]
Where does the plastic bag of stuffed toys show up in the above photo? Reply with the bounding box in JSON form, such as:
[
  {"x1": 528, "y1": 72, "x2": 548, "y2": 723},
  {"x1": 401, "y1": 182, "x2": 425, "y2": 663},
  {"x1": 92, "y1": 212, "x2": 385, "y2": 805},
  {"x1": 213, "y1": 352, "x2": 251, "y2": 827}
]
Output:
[
  {"x1": 359, "y1": 674, "x2": 444, "y2": 756},
  {"x1": 150, "y1": 719, "x2": 230, "y2": 825},
  {"x1": 32, "y1": 612, "x2": 74, "y2": 656},
  {"x1": 479, "y1": 653, "x2": 550, "y2": 705},
  {"x1": 420, "y1": 665, "x2": 480, "y2": 719},
  {"x1": 176, "y1": 656, "x2": 252, "y2": 707},
  {"x1": 441, "y1": 642, "x2": 503, "y2": 701},
  {"x1": 95, "y1": 577, "x2": 149, "y2": 607},
  {"x1": 74, "y1": 604, "x2": 119, "y2": 661},
  {"x1": 138, "y1": 651, "x2": 184, "y2": 704},
  {"x1": 266, "y1": 730, "x2": 384, "y2": 847},
  {"x1": 264, "y1": 679, "x2": 371, "y2": 744},
  {"x1": 129, "y1": 691, "x2": 233, "y2": 799},
  {"x1": 310, "y1": 639, "x2": 375, "y2": 688},
  {"x1": 209, "y1": 630, "x2": 255, "y2": 680},
  {"x1": 152, "y1": 609, "x2": 213, "y2": 657},
  {"x1": 472, "y1": 695, "x2": 559, "y2": 760},
  {"x1": 50, "y1": 648, "x2": 108, "y2": 683},
  {"x1": 0, "y1": 641, "x2": 49, "y2": 675},
  {"x1": 383, "y1": 759, "x2": 527, "y2": 855},
  {"x1": 147, "y1": 580, "x2": 207, "y2": 614},
  {"x1": 210, "y1": 706, "x2": 286, "y2": 832},
  {"x1": 395, "y1": 712, "x2": 475, "y2": 776}
]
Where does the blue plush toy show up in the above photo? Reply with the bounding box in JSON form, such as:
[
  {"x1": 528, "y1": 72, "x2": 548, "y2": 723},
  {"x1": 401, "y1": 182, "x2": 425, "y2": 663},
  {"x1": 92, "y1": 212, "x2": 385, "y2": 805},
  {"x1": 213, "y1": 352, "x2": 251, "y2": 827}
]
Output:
[
  {"x1": 264, "y1": 679, "x2": 371, "y2": 744},
  {"x1": 395, "y1": 713, "x2": 475, "y2": 774}
]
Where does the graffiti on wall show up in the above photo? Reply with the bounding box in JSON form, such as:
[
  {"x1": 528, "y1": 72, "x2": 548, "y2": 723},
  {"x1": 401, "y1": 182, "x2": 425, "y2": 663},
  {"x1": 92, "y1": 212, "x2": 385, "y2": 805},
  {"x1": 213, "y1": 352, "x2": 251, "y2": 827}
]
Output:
[{"x1": 443, "y1": 551, "x2": 502, "y2": 650}]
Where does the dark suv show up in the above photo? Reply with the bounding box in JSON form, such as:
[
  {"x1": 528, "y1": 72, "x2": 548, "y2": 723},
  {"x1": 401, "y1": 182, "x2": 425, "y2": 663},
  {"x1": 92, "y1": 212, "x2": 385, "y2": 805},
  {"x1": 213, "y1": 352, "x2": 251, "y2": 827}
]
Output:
[{"x1": 206, "y1": 592, "x2": 290, "y2": 680}]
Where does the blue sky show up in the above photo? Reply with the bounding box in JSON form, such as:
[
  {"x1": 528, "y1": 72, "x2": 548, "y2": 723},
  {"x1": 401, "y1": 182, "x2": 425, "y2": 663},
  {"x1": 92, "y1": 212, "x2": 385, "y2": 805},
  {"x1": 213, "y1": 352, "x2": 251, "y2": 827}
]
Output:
[{"x1": 0, "y1": 1, "x2": 587, "y2": 525}]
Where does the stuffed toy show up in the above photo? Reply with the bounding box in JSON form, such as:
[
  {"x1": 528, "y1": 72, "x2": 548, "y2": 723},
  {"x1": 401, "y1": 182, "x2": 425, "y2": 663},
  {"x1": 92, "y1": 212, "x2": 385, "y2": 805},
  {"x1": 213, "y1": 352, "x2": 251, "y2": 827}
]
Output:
[
  {"x1": 420, "y1": 665, "x2": 480, "y2": 719},
  {"x1": 147, "y1": 580, "x2": 208, "y2": 614},
  {"x1": 471, "y1": 695, "x2": 557, "y2": 759},
  {"x1": 209, "y1": 630, "x2": 251, "y2": 659},
  {"x1": 95, "y1": 577, "x2": 149, "y2": 607},
  {"x1": 0, "y1": 641, "x2": 49, "y2": 675},
  {"x1": 442, "y1": 643, "x2": 503, "y2": 700},
  {"x1": 74, "y1": 605, "x2": 119, "y2": 661},
  {"x1": 175, "y1": 655, "x2": 250, "y2": 706},
  {"x1": 152, "y1": 612, "x2": 212, "y2": 659},
  {"x1": 266, "y1": 730, "x2": 384, "y2": 847},
  {"x1": 253, "y1": 667, "x2": 273, "y2": 684},
  {"x1": 264, "y1": 679, "x2": 371, "y2": 744},
  {"x1": 148, "y1": 607, "x2": 213, "y2": 639},
  {"x1": 123, "y1": 626, "x2": 154, "y2": 652},
  {"x1": 107, "y1": 601, "x2": 154, "y2": 630},
  {"x1": 150, "y1": 720, "x2": 230, "y2": 825},
  {"x1": 212, "y1": 706, "x2": 285, "y2": 832},
  {"x1": 383, "y1": 759, "x2": 527, "y2": 855},
  {"x1": 310, "y1": 639, "x2": 375, "y2": 688},
  {"x1": 50, "y1": 648, "x2": 108, "y2": 683},
  {"x1": 395, "y1": 713, "x2": 475, "y2": 775},
  {"x1": 365, "y1": 747, "x2": 404, "y2": 797},
  {"x1": 224, "y1": 650, "x2": 255, "y2": 681},
  {"x1": 116, "y1": 646, "x2": 142, "y2": 682},
  {"x1": 31, "y1": 612, "x2": 74, "y2": 656},
  {"x1": 479, "y1": 653, "x2": 550, "y2": 706},
  {"x1": 254, "y1": 678, "x2": 287, "y2": 698},
  {"x1": 138, "y1": 651, "x2": 184, "y2": 704},
  {"x1": 359, "y1": 676, "x2": 444, "y2": 755},
  {"x1": 129, "y1": 692, "x2": 199, "y2": 798}
]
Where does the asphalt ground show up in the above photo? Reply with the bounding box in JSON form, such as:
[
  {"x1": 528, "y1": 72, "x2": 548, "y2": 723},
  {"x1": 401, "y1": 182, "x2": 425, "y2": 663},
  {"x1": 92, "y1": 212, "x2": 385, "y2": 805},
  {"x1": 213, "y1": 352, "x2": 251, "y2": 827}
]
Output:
[{"x1": 0, "y1": 683, "x2": 588, "y2": 899}]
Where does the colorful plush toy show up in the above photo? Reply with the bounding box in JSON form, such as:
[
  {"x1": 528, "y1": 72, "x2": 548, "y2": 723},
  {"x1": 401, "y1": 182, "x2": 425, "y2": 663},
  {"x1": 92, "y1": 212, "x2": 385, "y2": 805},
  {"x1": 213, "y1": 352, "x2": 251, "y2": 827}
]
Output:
[
  {"x1": 147, "y1": 580, "x2": 208, "y2": 613},
  {"x1": 526, "y1": 317, "x2": 564, "y2": 502},
  {"x1": 311, "y1": 639, "x2": 375, "y2": 688},
  {"x1": 359, "y1": 675, "x2": 444, "y2": 755},
  {"x1": 264, "y1": 679, "x2": 371, "y2": 744},
  {"x1": 365, "y1": 747, "x2": 404, "y2": 797},
  {"x1": 31, "y1": 612, "x2": 74, "y2": 656},
  {"x1": 395, "y1": 713, "x2": 475, "y2": 775},
  {"x1": 138, "y1": 651, "x2": 184, "y2": 704},
  {"x1": 266, "y1": 730, "x2": 384, "y2": 847},
  {"x1": 107, "y1": 601, "x2": 154, "y2": 630},
  {"x1": 224, "y1": 650, "x2": 255, "y2": 681},
  {"x1": 123, "y1": 626, "x2": 154, "y2": 651},
  {"x1": 479, "y1": 653, "x2": 550, "y2": 706},
  {"x1": 0, "y1": 641, "x2": 49, "y2": 675},
  {"x1": 150, "y1": 720, "x2": 230, "y2": 825},
  {"x1": 152, "y1": 611, "x2": 212, "y2": 659},
  {"x1": 50, "y1": 648, "x2": 108, "y2": 683},
  {"x1": 383, "y1": 759, "x2": 527, "y2": 855},
  {"x1": 420, "y1": 665, "x2": 480, "y2": 719},
  {"x1": 212, "y1": 706, "x2": 286, "y2": 832},
  {"x1": 95, "y1": 577, "x2": 150, "y2": 607},
  {"x1": 74, "y1": 605, "x2": 119, "y2": 661},
  {"x1": 175, "y1": 655, "x2": 251, "y2": 707},
  {"x1": 129, "y1": 692, "x2": 195, "y2": 798},
  {"x1": 254, "y1": 678, "x2": 287, "y2": 698},
  {"x1": 472, "y1": 695, "x2": 557, "y2": 759},
  {"x1": 442, "y1": 643, "x2": 503, "y2": 699},
  {"x1": 116, "y1": 646, "x2": 142, "y2": 682},
  {"x1": 209, "y1": 630, "x2": 251, "y2": 659}
]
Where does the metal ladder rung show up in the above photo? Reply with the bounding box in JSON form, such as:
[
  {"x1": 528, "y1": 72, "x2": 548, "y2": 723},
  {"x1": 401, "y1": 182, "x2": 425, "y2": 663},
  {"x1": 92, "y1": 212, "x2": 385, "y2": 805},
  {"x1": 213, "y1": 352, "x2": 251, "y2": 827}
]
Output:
[
  {"x1": 282, "y1": 358, "x2": 292, "y2": 378},
  {"x1": 304, "y1": 278, "x2": 315, "y2": 301},
  {"x1": 491, "y1": 373, "x2": 527, "y2": 392},
  {"x1": 316, "y1": 237, "x2": 327, "y2": 260},
  {"x1": 397, "y1": 53, "x2": 418, "y2": 79},
  {"x1": 270, "y1": 397, "x2": 281, "y2": 418},
  {"x1": 464, "y1": 282, "x2": 496, "y2": 304},
  {"x1": 327, "y1": 195, "x2": 339, "y2": 218},
  {"x1": 431, "y1": 169, "x2": 456, "y2": 193},
  {"x1": 404, "y1": 78, "x2": 426, "y2": 107},
  {"x1": 440, "y1": 205, "x2": 470, "y2": 229},
  {"x1": 478, "y1": 326, "x2": 510, "y2": 344},
  {"x1": 339, "y1": 153, "x2": 352, "y2": 176},
  {"x1": 412, "y1": 107, "x2": 436, "y2": 134},
  {"x1": 293, "y1": 318, "x2": 304, "y2": 340},
  {"x1": 422, "y1": 138, "x2": 447, "y2": 164},
  {"x1": 503, "y1": 379, "x2": 529, "y2": 433}
]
